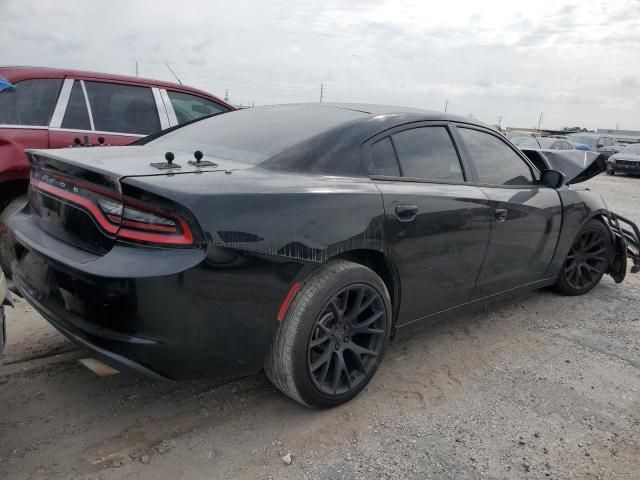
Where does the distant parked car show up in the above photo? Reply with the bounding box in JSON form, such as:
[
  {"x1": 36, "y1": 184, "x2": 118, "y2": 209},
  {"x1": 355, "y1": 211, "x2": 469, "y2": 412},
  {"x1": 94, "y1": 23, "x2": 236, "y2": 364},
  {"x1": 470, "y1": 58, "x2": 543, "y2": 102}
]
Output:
[
  {"x1": 538, "y1": 138, "x2": 575, "y2": 150},
  {"x1": 566, "y1": 133, "x2": 621, "y2": 158},
  {"x1": 607, "y1": 143, "x2": 640, "y2": 176},
  {"x1": 510, "y1": 135, "x2": 542, "y2": 148},
  {"x1": 0, "y1": 66, "x2": 234, "y2": 280}
]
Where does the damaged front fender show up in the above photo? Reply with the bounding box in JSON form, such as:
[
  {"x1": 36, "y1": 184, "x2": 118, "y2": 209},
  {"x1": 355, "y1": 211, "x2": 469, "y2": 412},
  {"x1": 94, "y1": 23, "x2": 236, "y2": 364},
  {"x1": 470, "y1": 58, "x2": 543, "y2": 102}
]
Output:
[{"x1": 605, "y1": 212, "x2": 640, "y2": 282}]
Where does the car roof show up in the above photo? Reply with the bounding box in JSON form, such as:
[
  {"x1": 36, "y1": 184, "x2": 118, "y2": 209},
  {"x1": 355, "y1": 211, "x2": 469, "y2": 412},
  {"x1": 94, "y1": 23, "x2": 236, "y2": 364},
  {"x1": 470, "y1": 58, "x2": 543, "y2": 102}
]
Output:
[
  {"x1": 0, "y1": 65, "x2": 231, "y2": 107},
  {"x1": 274, "y1": 102, "x2": 488, "y2": 126}
]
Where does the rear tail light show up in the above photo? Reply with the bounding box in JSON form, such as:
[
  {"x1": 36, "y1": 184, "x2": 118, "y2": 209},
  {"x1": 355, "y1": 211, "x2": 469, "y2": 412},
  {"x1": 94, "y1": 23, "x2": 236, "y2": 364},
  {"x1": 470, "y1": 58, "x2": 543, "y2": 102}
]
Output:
[{"x1": 30, "y1": 171, "x2": 196, "y2": 247}]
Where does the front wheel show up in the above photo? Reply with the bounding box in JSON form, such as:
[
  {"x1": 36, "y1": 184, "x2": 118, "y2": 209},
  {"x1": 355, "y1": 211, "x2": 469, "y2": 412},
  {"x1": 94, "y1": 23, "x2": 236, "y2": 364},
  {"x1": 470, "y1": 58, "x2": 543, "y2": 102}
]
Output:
[
  {"x1": 606, "y1": 164, "x2": 615, "y2": 175},
  {"x1": 265, "y1": 260, "x2": 392, "y2": 408},
  {"x1": 553, "y1": 219, "x2": 612, "y2": 296}
]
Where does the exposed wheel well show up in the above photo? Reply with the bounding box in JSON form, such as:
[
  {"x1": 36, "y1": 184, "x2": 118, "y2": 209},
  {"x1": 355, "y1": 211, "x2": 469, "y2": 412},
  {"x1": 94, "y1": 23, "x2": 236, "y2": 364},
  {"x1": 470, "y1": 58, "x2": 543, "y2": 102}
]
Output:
[
  {"x1": 333, "y1": 249, "x2": 400, "y2": 327},
  {"x1": 0, "y1": 180, "x2": 28, "y2": 212}
]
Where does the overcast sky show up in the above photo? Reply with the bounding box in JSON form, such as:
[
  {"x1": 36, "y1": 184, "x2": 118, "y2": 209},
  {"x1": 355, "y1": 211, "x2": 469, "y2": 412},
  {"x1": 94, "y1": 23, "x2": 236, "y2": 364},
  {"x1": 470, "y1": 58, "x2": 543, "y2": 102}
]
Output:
[{"x1": 2, "y1": 0, "x2": 639, "y2": 130}]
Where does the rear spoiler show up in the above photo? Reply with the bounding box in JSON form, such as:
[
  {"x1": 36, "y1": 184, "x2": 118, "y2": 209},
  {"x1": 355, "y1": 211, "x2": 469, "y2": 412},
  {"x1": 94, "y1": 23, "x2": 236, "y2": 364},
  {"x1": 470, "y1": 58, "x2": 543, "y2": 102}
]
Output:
[{"x1": 522, "y1": 149, "x2": 605, "y2": 185}]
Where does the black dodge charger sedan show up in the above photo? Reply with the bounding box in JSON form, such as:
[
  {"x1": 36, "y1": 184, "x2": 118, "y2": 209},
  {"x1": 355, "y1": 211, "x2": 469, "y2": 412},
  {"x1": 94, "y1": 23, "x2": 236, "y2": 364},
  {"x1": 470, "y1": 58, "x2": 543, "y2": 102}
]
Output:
[{"x1": 9, "y1": 104, "x2": 640, "y2": 407}]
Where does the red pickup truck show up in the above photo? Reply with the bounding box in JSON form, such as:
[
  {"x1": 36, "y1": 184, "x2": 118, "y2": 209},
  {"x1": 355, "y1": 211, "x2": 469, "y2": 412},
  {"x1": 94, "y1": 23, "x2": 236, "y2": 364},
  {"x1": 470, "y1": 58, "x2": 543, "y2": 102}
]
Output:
[{"x1": 0, "y1": 66, "x2": 234, "y2": 280}]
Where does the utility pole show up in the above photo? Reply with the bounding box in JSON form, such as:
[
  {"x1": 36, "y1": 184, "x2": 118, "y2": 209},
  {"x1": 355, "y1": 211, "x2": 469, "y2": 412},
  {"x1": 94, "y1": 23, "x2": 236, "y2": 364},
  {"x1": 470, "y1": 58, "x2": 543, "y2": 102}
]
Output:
[
  {"x1": 498, "y1": 116, "x2": 503, "y2": 130},
  {"x1": 224, "y1": 89, "x2": 229, "y2": 102},
  {"x1": 616, "y1": 121, "x2": 620, "y2": 130},
  {"x1": 537, "y1": 112, "x2": 544, "y2": 131},
  {"x1": 320, "y1": 83, "x2": 324, "y2": 103},
  {"x1": 444, "y1": 98, "x2": 449, "y2": 113},
  {"x1": 135, "y1": 61, "x2": 139, "y2": 78}
]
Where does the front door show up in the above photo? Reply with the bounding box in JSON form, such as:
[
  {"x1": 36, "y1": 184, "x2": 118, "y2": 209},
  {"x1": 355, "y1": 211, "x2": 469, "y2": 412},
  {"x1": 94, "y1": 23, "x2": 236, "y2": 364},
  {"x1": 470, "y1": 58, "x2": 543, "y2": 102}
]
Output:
[
  {"x1": 366, "y1": 124, "x2": 491, "y2": 324},
  {"x1": 454, "y1": 126, "x2": 563, "y2": 298}
]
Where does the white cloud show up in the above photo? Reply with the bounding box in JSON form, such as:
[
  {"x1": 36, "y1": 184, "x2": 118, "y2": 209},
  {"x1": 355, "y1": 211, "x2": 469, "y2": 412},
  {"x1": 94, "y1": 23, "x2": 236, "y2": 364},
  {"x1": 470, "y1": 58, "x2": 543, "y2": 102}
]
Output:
[{"x1": 1, "y1": 0, "x2": 639, "y2": 129}]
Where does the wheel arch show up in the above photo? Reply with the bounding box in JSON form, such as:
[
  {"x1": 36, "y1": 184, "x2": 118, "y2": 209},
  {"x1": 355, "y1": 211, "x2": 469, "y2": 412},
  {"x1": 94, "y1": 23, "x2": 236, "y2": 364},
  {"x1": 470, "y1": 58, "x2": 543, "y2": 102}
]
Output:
[{"x1": 330, "y1": 248, "x2": 401, "y2": 329}]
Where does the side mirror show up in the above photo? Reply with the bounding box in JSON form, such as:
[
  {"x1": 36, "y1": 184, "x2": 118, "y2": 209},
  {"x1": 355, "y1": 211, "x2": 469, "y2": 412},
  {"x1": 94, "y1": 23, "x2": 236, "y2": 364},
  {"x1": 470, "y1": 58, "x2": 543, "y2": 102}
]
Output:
[{"x1": 540, "y1": 169, "x2": 565, "y2": 189}]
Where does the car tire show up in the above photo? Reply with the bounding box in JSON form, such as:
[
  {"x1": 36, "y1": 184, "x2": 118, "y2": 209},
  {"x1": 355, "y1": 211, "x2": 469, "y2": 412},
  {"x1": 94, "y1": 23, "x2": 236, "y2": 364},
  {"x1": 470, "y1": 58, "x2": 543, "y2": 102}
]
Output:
[
  {"x1": 553, "y1": 219, "x2": 612, "y2": 296},
  {"x1": 265, "y1": 259, "x2": 392, "y2": 408},
  {"x1": 606, "y1": 166, "x2": 615, "y2": 176},
  {"x1": 0, "y1": 195, "x2": 27, "y2": 279}
]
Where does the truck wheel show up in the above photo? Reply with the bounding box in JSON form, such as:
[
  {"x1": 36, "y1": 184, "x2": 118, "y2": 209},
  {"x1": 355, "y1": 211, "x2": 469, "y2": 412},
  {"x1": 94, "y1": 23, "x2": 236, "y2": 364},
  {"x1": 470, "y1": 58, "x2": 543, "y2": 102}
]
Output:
[
  {"x1": 553, "y1": 219, "x2": 612, "y2": 296},
  {"x1": 265, "y1": 260, "x2": 392, "y2": 408},
  {"x1": 0, "y1": 195, "x2": 27, "y2": 278}
]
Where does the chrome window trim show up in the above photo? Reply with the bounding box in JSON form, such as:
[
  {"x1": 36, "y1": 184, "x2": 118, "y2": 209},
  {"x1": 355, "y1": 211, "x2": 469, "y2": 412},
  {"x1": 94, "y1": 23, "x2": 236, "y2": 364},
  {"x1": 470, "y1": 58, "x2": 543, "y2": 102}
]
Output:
[
  {"x1": 49, "y1": 78, "x2": 74, "y2": 128},
  {"x1": 48, "y1": 127, "x2": 145, "y2": 138},
  {"x1": 0, "y1": 124, "x2": 48, "y2": 130},
  {"x1": 79, "y1": 80, "x2": 95, "y2": 130},
  {"x1": 159, "y1": 89, "x2": 179, "y2": 126},
  {"x1": 152, "y1": 87, "x2": 170, "y2": 130}
]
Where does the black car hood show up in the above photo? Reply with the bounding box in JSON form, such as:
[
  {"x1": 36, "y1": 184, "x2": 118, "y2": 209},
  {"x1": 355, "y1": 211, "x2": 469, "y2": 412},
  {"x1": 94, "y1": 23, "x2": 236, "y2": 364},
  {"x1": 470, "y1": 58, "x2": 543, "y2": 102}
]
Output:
[{"x1": 522, "y1": 149, "x2": 605, "y2": 185}]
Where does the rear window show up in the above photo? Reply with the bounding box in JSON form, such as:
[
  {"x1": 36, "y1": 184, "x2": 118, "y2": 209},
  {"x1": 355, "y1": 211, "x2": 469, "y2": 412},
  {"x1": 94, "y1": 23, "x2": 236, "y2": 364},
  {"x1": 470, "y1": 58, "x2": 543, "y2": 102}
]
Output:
[
  {"x1": 147, "y1": 105, "x2": 367, "y2": 165},
  {"x1": 0, "y1": 78, "x2": 62, "y2": 126}
]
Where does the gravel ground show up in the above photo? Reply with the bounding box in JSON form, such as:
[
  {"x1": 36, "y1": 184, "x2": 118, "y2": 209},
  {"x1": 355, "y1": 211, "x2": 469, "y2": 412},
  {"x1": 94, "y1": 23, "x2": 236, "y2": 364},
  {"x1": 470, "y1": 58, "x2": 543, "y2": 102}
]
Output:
[{"x1": 1, "y1": 173, "x2": 639, "y2": 480}]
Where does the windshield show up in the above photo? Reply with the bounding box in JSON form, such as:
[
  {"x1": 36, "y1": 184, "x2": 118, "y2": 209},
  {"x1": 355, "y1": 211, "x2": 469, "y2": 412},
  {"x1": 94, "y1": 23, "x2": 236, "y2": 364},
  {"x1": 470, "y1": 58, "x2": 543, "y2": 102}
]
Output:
[
  {"x1": 621, "y1": 144, "x2": 640, "y2": 154},
  {"x1": 147, "y1": 104, "x2": 367, "y2": 164},
  {"x1": 568, "y1": 135, "x2": 598, "y2": 147},
  {"x1": 538, "y1": 138, "x2": 555, "y2": 148}
]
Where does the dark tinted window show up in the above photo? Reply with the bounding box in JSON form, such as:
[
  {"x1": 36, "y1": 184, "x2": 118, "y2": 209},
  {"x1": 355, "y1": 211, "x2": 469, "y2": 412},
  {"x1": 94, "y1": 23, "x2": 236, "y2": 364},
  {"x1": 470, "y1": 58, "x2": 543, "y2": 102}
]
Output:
[
  {"x1": 369, "y1": 137, "x2": 400, "y2": 176},
  {"x1": 168, "y1": 91, "x2": 228, "y2": 124},
  {"x1": 61, "y1": 81, "x2": 91, "y2": 130},
  {"x1": 85, "y1": 81, "x2": 160, "y2": 135},
  {"x1": 0, "y1": 79, "x2": 62, "y2": 126},
  {"x1": 459, "y1": 128, "x2": 534, "y2": 185},
  {"x1": 149, "y1": 104, "x2": 367, "y2": 165},
  {"x1": 392, "y1": 127, "x2": 464, "y2": 181}
]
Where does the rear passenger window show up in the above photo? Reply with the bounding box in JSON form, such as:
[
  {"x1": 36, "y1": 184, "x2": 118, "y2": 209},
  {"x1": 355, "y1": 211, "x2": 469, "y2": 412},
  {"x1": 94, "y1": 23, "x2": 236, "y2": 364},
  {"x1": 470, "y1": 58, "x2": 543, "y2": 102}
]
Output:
[
  {"x1": 62, "y1": 81, "x2": 91, "y2": 130},
  {"x1": 84, "y1": 81, "x2": 160, "y2": 135},
  {"x1": 459, "y1": 128, "x2": 534, "y2": 186},
  {"x1": 167, "y1": 91, "x2": 228, "y2": 124},
  {"x1": 392, "y1": 127, "x2": 464, "y2": 181},
  {"x1": 0, "y1": 79, "x2": 62, "y2": 126},
  {"x1": 369, "y1": 137, "x2": 400, "y2": 176}
]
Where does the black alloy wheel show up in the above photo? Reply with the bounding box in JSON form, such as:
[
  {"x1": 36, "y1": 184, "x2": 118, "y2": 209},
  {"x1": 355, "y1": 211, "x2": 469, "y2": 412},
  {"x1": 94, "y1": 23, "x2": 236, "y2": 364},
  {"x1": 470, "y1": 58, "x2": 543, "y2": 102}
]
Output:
[
  {"x1": 563, "y1": 228, "x2": 609, "y2": 290},
  {"x1": 307, "y1": 284, "x2": 386, "y2": 396},
  {"x1": 265, "y1": 259, "x2": 391, "y2": 408}
]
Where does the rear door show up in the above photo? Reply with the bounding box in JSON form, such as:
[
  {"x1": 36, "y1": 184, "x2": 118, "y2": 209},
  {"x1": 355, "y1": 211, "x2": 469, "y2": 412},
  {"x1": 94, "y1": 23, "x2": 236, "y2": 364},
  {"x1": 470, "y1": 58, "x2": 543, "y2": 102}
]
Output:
[
  {"x1": 454, "y1": 125, "x2": 562, "y2": 298},
  {"x1": 367, "y1": 123, "x2": 491, "y2": 323},
  {"x1": 49, "y1": 79, "x2": 168, "y2": 148}
]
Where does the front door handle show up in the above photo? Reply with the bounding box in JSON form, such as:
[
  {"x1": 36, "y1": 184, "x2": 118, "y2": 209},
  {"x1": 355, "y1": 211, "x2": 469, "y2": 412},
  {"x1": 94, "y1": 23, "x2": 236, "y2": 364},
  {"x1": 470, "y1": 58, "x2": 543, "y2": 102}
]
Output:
[
  {"x1": 395, "y1": 204, "x2": 418, "y2": 222},
  {"x1": 494, "y1": 208, "x2": 508, "y2": 222}
]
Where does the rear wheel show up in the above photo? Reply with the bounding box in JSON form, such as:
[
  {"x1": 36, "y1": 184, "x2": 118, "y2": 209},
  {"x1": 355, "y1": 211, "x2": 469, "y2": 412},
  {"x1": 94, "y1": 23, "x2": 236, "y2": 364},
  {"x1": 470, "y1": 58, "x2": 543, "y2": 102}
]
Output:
[
  {"x1": 265, "y1": 260, "x2": 391, "y2": 408},
  {"x1": 554, "y1": 219, "x2": 612, "y2": 296}
]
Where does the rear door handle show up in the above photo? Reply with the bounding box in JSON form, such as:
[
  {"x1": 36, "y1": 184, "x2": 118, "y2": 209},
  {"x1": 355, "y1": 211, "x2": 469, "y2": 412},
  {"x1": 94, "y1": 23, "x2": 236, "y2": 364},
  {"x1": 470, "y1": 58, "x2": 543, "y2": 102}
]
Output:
[
  {"x1": 395, "y1": 204, "x2": 418, "y2": 222},
  {"x1": 494, "y1": 208, "x2": 508, "y2": 222}
]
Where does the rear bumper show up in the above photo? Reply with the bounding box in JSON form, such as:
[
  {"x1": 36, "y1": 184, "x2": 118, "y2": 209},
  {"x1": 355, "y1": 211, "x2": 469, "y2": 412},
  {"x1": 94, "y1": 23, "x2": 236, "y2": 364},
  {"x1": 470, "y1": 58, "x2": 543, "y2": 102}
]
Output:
[{"x1": 10, "y1": 221, "x2": 307, "y2": 380}]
